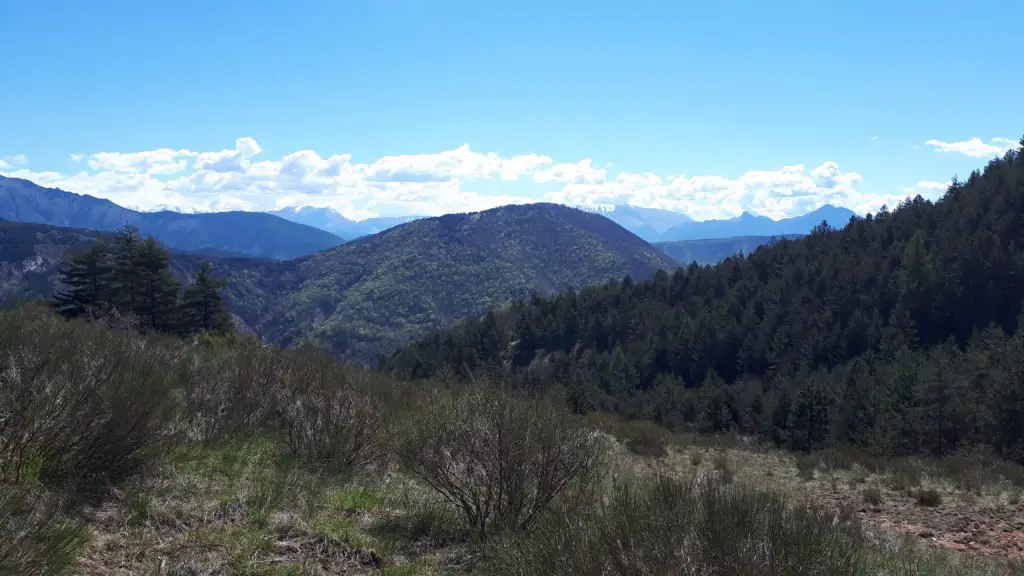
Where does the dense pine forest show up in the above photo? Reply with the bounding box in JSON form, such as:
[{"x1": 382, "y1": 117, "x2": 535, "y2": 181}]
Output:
[{"x1": 386, "y1": 139, "x2": 1024, "y2": 463}]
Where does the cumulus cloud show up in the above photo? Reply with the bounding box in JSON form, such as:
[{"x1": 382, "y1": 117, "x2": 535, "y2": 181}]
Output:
[
  {"x1": 547, "y1": 161, "x2": 884, "y2": 221},
  {"x1": 1, "y1": 137, "x2": 912, "y2": 221},
  {"x1": 925, "y1": 137, "x2": 1016, "y2": 158},
  {"x1": 89, "y1": 147, "x2": 195, "y2": 174}
]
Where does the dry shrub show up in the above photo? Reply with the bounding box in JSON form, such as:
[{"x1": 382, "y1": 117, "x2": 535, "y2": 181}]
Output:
[
  {"x1": 276, "y1": 350, "x2": 392, "y2": 477},
  {"x1": 0, "y1": 308, "x2": 182, "y2": 493},
  {"x1": 0, "y1": 484, "x2": 90, "y2": 575},
  {"x1": 394, "y1": 380, "x2": 603, "y2": 540},
  {"x1": 796, "y1": 454, "x2": 816, "y2": 481},
  {"x1": 186, "y1": 338, "x2": 284, "y2": 441},
  {"x1": 862, "y1": 486, "x2": 883, "y2": 506},
  {"x1": 889, "y1": 458, "x2": 924, "y2": 492},
  {"x1": 712, "y1": 451, "x2": 734, "y2": 484},
  {"x1": 916, "y1": 488, "x2": 942, "y2": 507}
]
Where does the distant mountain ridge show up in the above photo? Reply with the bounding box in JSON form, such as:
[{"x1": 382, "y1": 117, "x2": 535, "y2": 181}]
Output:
[
  {"x1": 655, "y1": 234, "x2": 804, "y2": 265},
  {"x1": 659, "y1": 205, "x2": 858, "y2": 241},
  {"x1": 268, "y1": 206, "x2": 425, "y2": 239},
  {"x1": 0, "y1": 203, "x2": 675, "y2": 363},
  {"x1": 0, "y1": 176, "x2": 344, "y2": 260},
  {"x1": 570, "y1": 204, "x2": 694, "y2": 242},
  {"x1": 266, "y1": 202, "x2": 856, "y2": 244}
]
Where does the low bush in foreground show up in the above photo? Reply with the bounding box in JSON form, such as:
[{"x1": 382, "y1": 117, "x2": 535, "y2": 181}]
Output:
[
  {"x1": 394, "y1": 381, "x2": 603, "y2": 541},
  {"x1": 0, "y1": 307, "x2": 183, "y2": 493},
  {"x1": 276, "y1": 350, "x2": 392, "y2": 478},
  {"x1": 487, "y1": 475, "x2": 868, "y2": 576},
  {"x1": 0, "y1": 485, "x2": 89, "y2": 576}
]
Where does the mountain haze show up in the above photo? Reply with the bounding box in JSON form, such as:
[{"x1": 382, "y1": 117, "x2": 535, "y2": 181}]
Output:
[
  {"x1": 0, "y1": 176, "x2": 344, "y2": 259},
  {"x1": 269, "y1": 206, "x2": 425, "y2": 239},
  {"x1": 572, "y1": 204, "x2": 694, "y2": 242},
  {"x1": 655, "y1": 234, "x2": 803, "y2": 265},
  {"x1": 659, "y1": 204, "x2": 857, "y2": 241}
]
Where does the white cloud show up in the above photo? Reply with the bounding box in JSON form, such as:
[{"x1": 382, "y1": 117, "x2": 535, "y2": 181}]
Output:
[
  {"x1": 547, "y1": 161, "x2": 886, "y2": 220},
  {"x1": 900, "y1": 180, "x2": 951, "y2": 197},
  {"x1": 0, "y1": 154, "x2": 28, "y2": 169},
  {"x1": 925, "y1": 137, "x2": 1016, "y2": 158},
  {"x1": 3, "y1": 137, "x2": 915, "y2": 221},
  {"x1": 870, "y1": 136, "x2": 879, "y2": 141},
  {"x1": 70, "y1": 153, "x2": 84, "y2": 162},
  {"x1": 88, "y1": 147, "x2": 195, "y2": 174}
]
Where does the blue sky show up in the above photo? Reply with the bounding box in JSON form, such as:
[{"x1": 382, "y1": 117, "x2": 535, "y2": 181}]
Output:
[{"x1": 1, "y1": 0, "x2": 1021, "y2": 220}]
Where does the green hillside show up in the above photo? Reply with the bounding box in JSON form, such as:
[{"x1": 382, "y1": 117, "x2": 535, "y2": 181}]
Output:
[
  {"x1": 386, "y1": 140, "x2": 1024, "y2": 462},
  {"x1": 0, "y1": 203, "x2": 676, "y2": 362}
]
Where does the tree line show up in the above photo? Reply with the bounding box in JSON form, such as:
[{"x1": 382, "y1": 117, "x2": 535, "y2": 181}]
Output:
[
  {"x1": 52, "y1": 225, "x2": 233, "y2": 336},
  {"x1": 385, "y1": 137, "x2": 1024, "y2": 463}
]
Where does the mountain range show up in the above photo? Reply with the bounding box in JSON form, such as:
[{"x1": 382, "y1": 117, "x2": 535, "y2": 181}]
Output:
[
  {"x1": 655, "y1": 234, "x2": 804, "y2": 265},
  {"x1": 0, "y1": 176, "x2": 344, "y2": 260},
  {"x1": 0, "y1": 201, "x2": 675, "y2": 362},
  {"x1": 268, "y1": 206, "x2": 424, "y2": 239},
  {"x1": 267, "y1": 202, "x2": 857, "y2": 244},
  {"x1": 656, "y1": 205, "x2": 857, "y2": 241}
]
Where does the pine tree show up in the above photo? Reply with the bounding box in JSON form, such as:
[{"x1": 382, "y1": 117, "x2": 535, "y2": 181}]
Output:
[
  {"x1": 111, "y1": 225, "x2": 144, "y2": 314},
  {"x1": 181, "y1": 262, "x2": 233, "y2": 335},
  {"x1": 134, "y1": 237, "x2": 181, "y2": 332},
  {"x1": 52, "y1": 241, "x2": 115, "y2": 318}
]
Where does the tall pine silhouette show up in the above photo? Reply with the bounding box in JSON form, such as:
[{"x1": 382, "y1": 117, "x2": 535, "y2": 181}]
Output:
[{"x1": 181, "y1": 262, "x2": 233, "y2": 335}]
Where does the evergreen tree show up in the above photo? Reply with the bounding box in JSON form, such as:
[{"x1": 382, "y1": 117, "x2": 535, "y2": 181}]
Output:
[
  {"x1": 134, "y1": 237, "x2": 181, "y2": 332},
  {"x1": 181, "y1": 262, "x2": 233, "y2": 335},
  {"x1": 111, "y1": 225, "x2": 144, "y2": 313},
  {"x1": 52, "y1": 241, "x2": 115, "y2": 318}
]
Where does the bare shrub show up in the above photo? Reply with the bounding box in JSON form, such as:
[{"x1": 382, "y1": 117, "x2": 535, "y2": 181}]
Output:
[
  {"x1": 862, "y1": 486, "x2": 883, "y2": 506},
  {"x1": 889, "y1": 458, "x2": 923, "y2": 492},
  {"x1": 276, "y1": 350, "x2": 391, "y2": 477},
  {"x1": 394, "y1": 381, "x2": 603, "y2": 540},
  {"x1": 186, "y1": 338, "x2": 283, "y2": 442},
  {"x1": 0, "y1": 308, "x2": 182, "y2": 493},
  {"x1": 0, "y1": 484, "x2": 90, "y2": 575}
]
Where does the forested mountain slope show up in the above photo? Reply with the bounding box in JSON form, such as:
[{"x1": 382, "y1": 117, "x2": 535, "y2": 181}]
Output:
[
  {"x1": 1, "y1": 203, "x2": 675, "y2": 363},
  {"x1": 386, "y1": 139, "x2": 1024, "y2": 462},
  {"x1": 229, "y1": 203, "x2": 676, "y2": 361},
  {"x1": 0, "y1": 176, "x2": 344, "y2": 259}
]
